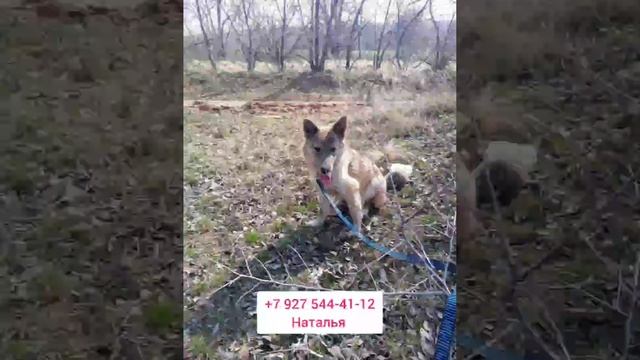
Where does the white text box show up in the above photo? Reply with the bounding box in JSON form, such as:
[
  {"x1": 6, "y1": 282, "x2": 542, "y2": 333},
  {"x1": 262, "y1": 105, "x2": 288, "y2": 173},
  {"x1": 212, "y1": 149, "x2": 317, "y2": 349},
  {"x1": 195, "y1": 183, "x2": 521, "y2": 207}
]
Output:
[{"x1": 257, "y1": 291, "x2": 383, "y2": 334}]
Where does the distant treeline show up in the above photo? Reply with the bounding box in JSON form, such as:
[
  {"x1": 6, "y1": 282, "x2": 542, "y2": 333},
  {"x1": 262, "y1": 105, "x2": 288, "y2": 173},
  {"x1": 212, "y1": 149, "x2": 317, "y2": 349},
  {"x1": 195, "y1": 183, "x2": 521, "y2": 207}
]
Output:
[{"x1": 184, "y1": 0, "x2": 455, "y2": 72}]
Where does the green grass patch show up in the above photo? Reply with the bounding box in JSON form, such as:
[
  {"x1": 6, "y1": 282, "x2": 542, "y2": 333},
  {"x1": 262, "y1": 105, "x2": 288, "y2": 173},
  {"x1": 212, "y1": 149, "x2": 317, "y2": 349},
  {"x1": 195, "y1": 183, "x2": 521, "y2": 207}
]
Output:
[
  {"x1": 195, "y1": 194, "x2": 222, "y2": 212},
  {"x1": 189, "y1": 335, "x2": 214, "y2": 359},
  {"x1": 244, "y1": 230, "x2": 263, "y2": 246},
  {"x1": 292, "y1": 201, "x2": 319, "y2": 215},
  {"x1": 29, "y1": 267, "x2": 72, "y2": 301},
  {"x1": 439, "y1": 112, "x2": 456, "y2": 123},
  {"x1": 192, "y1": 270, "x2": 230, "y2": 297},
  {"x1": 2, "y1": 162, "x2": 38, "y2": 195},
  {"x1": 144, "y1": 300, "x2": 181, "y2": 332},
  {"x1": 414, "y1": 158, "x2": 430, "y2": 172},
  {"x1": 185, "y1": 247, "x2": 198, "y2": 259},
  {"x1": 185, "y1": 170, "x2": 200, "y2": 187},
  {"x1": 275, "y1": 235, "x2": 296, "y2": 251},
  {"x1": 6, "y1": 340, "x2": 31, "y2": 360},
  {"x1": 421, "y1": 214, "x2": 439, "y2": 227},
  {"x1": 192, "y1": 281, "x2": 209, "y2": 297},
  {"x1": 276, "y1": 200, "x2": 319, "y2": 218},
  {"x1": 184, "y1": 142, "x2": 217, "y2": 187}
]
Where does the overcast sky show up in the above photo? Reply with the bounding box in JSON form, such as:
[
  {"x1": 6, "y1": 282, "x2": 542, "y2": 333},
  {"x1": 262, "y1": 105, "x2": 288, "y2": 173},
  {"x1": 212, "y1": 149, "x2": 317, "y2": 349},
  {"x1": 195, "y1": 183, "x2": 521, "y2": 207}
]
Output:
[{"x1": 184, "y1": 0, "x2": 456, "y2": 36}]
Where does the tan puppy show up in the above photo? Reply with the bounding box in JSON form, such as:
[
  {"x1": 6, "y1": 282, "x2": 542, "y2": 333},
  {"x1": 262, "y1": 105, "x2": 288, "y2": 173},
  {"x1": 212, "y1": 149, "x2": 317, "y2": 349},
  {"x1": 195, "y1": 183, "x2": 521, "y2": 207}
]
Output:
[{"x1": 302, "y1": 116, "x2": 411, "y2": 233}]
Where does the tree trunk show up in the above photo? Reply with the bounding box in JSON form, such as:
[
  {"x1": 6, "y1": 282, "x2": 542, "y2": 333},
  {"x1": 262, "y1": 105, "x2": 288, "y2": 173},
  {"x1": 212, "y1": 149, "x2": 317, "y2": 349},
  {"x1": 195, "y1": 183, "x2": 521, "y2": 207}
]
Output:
[
  {"x1": 240, "y1": 0, "x2": 255, "y2": 72},
  {"x1": 216, "y1": 0, "x2": 226, "y2": 59},
  {"x1": 311, "y1": 0, "x2": 322, "y2": 72},
  {"x1": 195, "y1": 0, "x2": 217, "y2": 71},
  {"x1": 428, "y1": 0, "x2": 446, "y2": 70},
  {"x1": 247, "y1": 52, "x2": 256, "y2": 71},
  {"x1": 330, "y1": 0, "x2": 344, "y2": 57},
  {"x1": 345, "y1": 0, "x2": 366, "y2": 70},
  {"x1": 357, "y1": 28, "x2": 362, "y2": 59},
  {"x1": 394, "y1": 1, "x2": 402, "y2": 68},
  {"x1": 278, "y1": 0, "x2": 287, "y2": 72},
  {"x1": 395, "y1": 0, "x2": 430, "y2": 69},
  {"x1": 373, "y1": 0, "x2": 392, "y2": 70},
  {"x1": 319, "y1": 0, "x2": 339, "y2": 69}
]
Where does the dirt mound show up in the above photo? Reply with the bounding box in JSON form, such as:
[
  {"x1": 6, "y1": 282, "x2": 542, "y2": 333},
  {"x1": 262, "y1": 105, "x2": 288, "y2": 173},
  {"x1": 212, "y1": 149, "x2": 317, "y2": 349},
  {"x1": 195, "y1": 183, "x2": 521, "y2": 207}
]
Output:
[
  {"x1": 289, "y1": 72, "x2": 340, "y2": 92},
  {"x1": 186, "y1": 99, "x2": 366, "y2": 118},
  {"x1": 186, "y1": 71, "x2": 340, "y2": 99},
  {"x1": 185, "y1": 71, "x2": 293, "y2": 99}
]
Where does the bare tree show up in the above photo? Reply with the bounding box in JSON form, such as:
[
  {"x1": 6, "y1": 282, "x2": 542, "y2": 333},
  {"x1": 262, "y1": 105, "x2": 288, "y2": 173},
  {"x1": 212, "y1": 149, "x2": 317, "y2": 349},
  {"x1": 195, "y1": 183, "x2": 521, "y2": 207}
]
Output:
[
  {"x1": 309, "y1": 0, "x2": 321, "y2": 71},
  {"x1": 187, "y1": 0, "x2": 454, "y2": 73},
  {"x1": 277, "y1": 0, "x2": 290, "y2": 71},
  {"x1": 308, "y1": 0, "x2": 323, "y2": 72},
  {"x1": 394, "y1": 0, "x2": 430, "y2": 69},
  {"x1": 195, "y1": 0, "x2": 218, "y2": 71},
  {"x1": 240, "y1": 0, "x2": 257, "y2": 71},
  {"x1": 322, "y1": 0, "x2": 340, "y2": 62},
  {"x1": 267, "y1": 0, "x2": 304, "y2": 72},
  {"x1": 330, "y1": 0, "x2": 345, "y2": 57},
  {"x1": 214, "y1": 0, "x2": 232, "y2": 59},
  {"x1": 372, "y1": 0, "x2": 393, "y2": 70},
  {"x1": 228, "y1": 0, "x2": 261, "y2": 71},
  {"x1": 302, "y1": 0, "x2": 340, "y2": 72},
  {"x1": 344, "y1": 0, "x2": 367, "y2": 70},
  {"x1": 427, "y1": 0, "x2": 455, "y2": 71}
]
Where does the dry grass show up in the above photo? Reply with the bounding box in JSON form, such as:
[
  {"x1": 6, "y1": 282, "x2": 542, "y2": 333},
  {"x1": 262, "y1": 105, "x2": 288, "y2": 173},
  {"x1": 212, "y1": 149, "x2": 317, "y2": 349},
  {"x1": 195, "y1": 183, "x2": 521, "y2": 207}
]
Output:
[
  {"x1": 188, "y1": 58, "x2": 454, "y2": 76},
  {"x1": 2, "y1": 3, "x2": 183, "y2": 359},
  {"x1": 183, "y1": 64, "x2": 456, "y2": 358},
  {"x1": 458, "y1": 0, "x2": 640, "y2": 357},
  {"x1": 184, "y1": 59, "x2": 455, "y2": 102},
  {"x1": 460, "y1": 0, "x2": 640, "y2": 86},
  {"x1": 183, "y1": 98, "x2": 454, "y2": 260}
]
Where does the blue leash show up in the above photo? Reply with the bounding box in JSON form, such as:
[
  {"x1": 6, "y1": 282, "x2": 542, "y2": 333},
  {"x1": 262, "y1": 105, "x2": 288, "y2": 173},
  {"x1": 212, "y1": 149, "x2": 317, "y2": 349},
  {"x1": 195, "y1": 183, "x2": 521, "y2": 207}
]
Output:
[
  {"x1": 315, "y1": 179, "x2": 525, "y2": 360},
  {"x1": 315, "y1": 179, "x2": 456, "y2": 359},
  {"x1": 435, "y1": 291, "x2": 456, "y2": 360},
  {"x1": 314, "y1": 180, "x2": 456, "y2": 274}
]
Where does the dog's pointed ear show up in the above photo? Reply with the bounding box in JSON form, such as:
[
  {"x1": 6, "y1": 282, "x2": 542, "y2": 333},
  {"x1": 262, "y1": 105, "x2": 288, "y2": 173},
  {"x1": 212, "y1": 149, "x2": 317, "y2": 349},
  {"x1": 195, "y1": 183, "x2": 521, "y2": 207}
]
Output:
[
  {"x1": 331, "y1": 116, "x2": 347, "y2": 139},
  {"x1": 303, "y1": 119, "x2": 319, "y2": 139}
]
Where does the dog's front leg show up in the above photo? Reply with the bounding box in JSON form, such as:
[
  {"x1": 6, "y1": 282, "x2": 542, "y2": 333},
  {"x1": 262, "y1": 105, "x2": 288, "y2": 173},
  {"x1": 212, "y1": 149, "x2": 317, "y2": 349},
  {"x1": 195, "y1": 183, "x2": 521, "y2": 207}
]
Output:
[{"x1": 306, "y1": 186, "x2": 336, "y2": 227}]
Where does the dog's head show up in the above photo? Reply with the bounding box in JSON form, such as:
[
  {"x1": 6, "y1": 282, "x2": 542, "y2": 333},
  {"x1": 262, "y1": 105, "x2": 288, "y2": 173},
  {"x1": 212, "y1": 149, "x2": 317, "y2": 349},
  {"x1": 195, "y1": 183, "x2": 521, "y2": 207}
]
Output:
[{"x1": 302, "y1": 116, "x2": 348, "y2": 188}]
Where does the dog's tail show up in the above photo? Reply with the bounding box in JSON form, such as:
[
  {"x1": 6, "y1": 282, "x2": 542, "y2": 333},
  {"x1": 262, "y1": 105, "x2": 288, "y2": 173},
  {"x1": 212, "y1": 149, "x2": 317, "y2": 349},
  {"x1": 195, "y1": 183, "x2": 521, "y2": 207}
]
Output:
[{"x1": 386, "y1": 163, "x2": 413, "y2": 192}]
